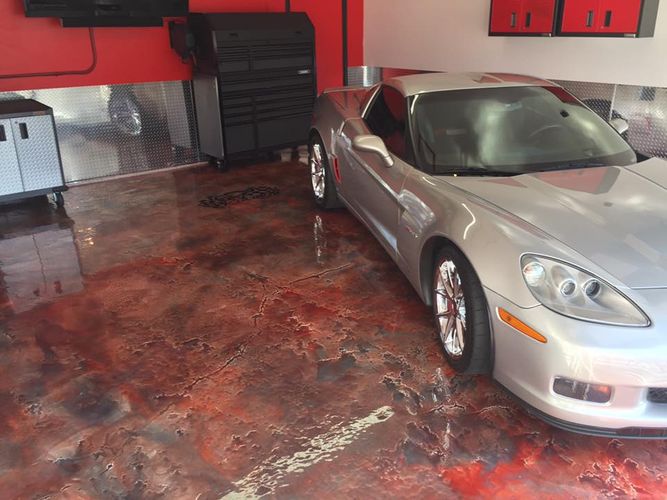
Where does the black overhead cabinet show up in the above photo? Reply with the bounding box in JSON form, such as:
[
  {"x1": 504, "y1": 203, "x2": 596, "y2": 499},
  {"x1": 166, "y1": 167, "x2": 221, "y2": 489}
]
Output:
[{"x1": 189, "y1": 13, "x2": 316, "y2": 166}]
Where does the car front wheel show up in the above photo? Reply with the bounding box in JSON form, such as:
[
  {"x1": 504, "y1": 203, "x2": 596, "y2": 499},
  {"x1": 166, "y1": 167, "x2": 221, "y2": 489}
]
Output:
[
  {"x1": 309, "y1": 135, "x2": 342, "y2": 209},
  {"x1": 432, "y1": 245, "x2": 492, "y2": 374}
]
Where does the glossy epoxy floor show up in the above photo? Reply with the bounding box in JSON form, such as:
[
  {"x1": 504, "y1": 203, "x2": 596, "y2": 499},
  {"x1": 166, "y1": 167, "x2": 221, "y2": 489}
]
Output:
[{"x1": 1, "y1": 162, "x2": 666, "y2": 499}]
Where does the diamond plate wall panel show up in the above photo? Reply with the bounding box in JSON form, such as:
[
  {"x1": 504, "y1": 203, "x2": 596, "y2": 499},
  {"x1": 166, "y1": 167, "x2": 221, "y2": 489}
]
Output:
[
  {"x1": 0, "y1": 81, "x2": 201, "y2": 183},
  {"x1": 347, "y1": 66, "x2": 382, "y2": 87},
  {"x1": 11, "y1": 115, "x2": 63, "y2": 191},
  {"x1": 557, "y1": 80, "x2": 667, "y2": 158}
]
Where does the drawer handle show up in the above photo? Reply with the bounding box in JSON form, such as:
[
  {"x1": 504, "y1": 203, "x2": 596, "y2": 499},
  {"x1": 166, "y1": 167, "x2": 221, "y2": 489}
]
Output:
[
  {"x1": 19, "y1": 123, "x2": 29, "y2": 140},
  {"x1": 0, "y1": 125, "x2": 5, "y2": 142},
  {"x1": 586, "y1": 10, "x2": 595, "y2": 28},
  {"x1": 604, "y1": 10, "x2": 613, "y2": 27},
  {"x1": 510, "y1": 12, "x2": 517, "y2": 28},
  {"x1": 525, "y1": 11, "x2": 532, "y2": 28}
]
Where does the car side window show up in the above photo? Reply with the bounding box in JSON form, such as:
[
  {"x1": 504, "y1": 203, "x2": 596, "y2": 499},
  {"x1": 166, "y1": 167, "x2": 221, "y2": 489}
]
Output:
[{"x1": 365, "y1": 86, "x2": 407, "y2": 159}]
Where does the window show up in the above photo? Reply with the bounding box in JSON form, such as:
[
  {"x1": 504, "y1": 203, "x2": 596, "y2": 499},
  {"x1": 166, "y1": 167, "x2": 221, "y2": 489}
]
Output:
[
  {"x1": 410, "y1": 86, "x2": 636, "y2": 176},
  {"x1": 365, "y1": 86, "x2": 407, "y2": 159}
]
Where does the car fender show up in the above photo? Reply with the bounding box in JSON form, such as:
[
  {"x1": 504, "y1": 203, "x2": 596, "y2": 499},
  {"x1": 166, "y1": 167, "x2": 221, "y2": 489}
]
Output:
[{"x1": 397, "y1": 171, "x2": 587, "y2": 310}]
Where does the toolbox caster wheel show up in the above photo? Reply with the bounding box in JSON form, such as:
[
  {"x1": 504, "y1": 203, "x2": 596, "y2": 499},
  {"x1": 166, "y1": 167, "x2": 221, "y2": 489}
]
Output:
[
  {"x1": 51, "y1": 192, "x2": 65, "y2": 208},
  {"x1": 209, "y1": 157, "x2": 229, "y2": 173}
]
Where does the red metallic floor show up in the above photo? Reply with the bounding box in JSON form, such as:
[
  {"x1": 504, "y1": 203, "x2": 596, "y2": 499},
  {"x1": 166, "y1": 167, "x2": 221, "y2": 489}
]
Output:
[{"x1": 1, "y1": 162, "x2": 666, "y2": 498}]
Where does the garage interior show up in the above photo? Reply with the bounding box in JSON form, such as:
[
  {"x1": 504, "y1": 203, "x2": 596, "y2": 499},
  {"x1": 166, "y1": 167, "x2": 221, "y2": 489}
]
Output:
[{"x1": 1, "y1": 0, "x2": 667, "y2": 498}]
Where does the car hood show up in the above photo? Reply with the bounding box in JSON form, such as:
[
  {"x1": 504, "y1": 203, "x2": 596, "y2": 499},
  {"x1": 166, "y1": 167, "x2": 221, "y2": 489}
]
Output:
[{"x1": 445, "y1": 158, "x2": 667, "y2": 289}]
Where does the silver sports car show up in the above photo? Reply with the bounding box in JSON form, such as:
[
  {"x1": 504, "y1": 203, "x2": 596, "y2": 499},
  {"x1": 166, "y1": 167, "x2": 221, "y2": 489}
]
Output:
[{"x1": 308, "y1": 72, "x2": 667, "y2": 438}]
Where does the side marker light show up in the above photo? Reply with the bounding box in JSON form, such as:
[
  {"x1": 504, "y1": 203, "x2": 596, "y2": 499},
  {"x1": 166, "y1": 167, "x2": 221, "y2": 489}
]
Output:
[{"x1": 498, "y1": 308, "x2": 547, "y2": 344}]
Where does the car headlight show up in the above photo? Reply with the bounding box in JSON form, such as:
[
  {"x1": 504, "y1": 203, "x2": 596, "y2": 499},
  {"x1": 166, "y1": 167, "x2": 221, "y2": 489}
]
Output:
[{"x1": 521, "y1": 255, "x2": 650, "y2": 327}]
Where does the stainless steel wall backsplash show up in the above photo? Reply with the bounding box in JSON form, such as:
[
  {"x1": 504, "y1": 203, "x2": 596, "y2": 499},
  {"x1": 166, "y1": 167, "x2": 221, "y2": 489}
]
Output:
[
  {"x1": 1, "y1": 72, "x2": 665, "y2": 184},
  {"x1": 347, "y1": 66, "x2": 382, "y2": 88},
  {"x1": 0, "y1": 81, "x2": 201, "y2": 183},
  {"x1": 555, "y1": 80, "x2": 667, "y2": 159}
]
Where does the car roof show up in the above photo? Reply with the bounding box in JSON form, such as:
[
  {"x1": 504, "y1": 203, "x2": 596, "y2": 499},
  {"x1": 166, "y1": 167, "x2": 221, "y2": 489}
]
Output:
[{"x1": 386, "y1": 72, "x2": 557, "y2": 96}]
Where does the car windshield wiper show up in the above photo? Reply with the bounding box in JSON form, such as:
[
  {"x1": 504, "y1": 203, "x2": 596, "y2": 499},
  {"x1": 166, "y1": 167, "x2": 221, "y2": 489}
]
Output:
[
  {"x1": 436, "y1": 169, "x2": 520, "y2": 177},
  {"x1": 533, "y1": 161, "x2": 608, "y2": 172}
]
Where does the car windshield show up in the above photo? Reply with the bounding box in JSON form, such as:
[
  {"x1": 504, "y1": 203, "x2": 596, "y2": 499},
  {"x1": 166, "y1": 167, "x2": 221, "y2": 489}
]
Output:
[{"x1": 410, "y1": 86, "x2": 637, "y2": 176}]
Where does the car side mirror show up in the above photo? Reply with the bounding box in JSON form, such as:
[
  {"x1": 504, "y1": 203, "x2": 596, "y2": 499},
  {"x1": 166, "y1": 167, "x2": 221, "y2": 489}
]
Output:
[
  {"x1": 352, "y1": 135, "x2": 394, "y2": 167},
  {"x1": 610, "y1": 118, "x2": 629, "y2": 136}
]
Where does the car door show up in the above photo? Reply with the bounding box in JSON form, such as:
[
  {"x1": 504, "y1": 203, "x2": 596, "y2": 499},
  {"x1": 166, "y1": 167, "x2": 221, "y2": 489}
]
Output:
[{"x1": 338, "y1": 86, "x2": 410, "y2": 256}]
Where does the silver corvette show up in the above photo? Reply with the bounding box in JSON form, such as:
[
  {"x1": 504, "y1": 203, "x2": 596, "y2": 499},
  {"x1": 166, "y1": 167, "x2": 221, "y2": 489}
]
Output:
[{"x1": 308, "y1": 72, "x2": 667, "y2": 438}]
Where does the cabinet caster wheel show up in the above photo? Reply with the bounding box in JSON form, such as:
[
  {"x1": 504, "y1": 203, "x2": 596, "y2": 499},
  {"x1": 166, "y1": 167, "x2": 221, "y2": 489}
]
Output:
[
  {"x1": 51, "y1": 192, "x2": 64, "y2": 208},
  {"x1": 209, "y1": 157, "x2": 229, "y2": 172}
]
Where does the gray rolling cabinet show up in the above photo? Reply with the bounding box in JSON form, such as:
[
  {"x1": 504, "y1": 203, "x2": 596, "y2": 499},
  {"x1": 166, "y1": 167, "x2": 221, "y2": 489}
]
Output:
[{"x1": 0, "y1": 100, "x2": 67, "y2": 207}]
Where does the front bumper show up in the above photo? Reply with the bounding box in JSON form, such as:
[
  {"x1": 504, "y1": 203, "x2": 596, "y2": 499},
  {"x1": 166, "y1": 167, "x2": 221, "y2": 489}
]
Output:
[{"x1": 487, "y1": 287, "x2": 667, "y2": 437}]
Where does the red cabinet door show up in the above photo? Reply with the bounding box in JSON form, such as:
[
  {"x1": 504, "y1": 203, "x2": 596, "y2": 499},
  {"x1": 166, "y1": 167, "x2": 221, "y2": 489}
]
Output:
[
  {"x1": 560, "y1": 0, "x2": 601, "y2": 33},
  {"x1": 490, "y1": 0, "x2": 524, "y2": 33},
  {"x1": 522, "y1": 0, "x2": 557, "y2": 33},
  {"x1": 597, "y1": 0, "x2": 642, "y2": 33}
]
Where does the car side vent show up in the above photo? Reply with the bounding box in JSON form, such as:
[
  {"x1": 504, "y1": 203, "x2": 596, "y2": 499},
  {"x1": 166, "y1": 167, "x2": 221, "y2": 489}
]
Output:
[{"x1": 648, "y1": 388, "x2": 667, "y2": 404}]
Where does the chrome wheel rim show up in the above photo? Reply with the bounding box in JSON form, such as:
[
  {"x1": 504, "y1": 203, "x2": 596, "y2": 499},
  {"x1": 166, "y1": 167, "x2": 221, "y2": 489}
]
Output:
[
  {"x1": 435, "y1": 259, "x2": 467, "y2": 358},
  {"x1": 310, "y1": 143, "x2": 326, "y2": 200}
]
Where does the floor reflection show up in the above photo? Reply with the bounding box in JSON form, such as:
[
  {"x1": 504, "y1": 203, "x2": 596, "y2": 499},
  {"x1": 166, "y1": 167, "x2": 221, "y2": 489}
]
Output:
[
  {"x1": 0, "y1": 198, "x2": 82, "y2": 314},
  {"x1": 313, "y1": 214, "x2": 328, "y2": 264},
  {"x1": 0, "y1": 162, "x2": 666, "y2": 498}
]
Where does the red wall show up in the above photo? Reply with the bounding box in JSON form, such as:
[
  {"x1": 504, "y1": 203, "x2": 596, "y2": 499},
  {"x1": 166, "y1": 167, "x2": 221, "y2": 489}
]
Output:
[{"x1": 0, "y1": 0, "x2": 363, "y2": 93}]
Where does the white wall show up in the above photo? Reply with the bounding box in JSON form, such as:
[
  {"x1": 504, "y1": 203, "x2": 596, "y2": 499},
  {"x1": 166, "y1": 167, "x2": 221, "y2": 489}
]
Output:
[{"x1": 364, "y1": 0, "x2": 667, "y2": 87}]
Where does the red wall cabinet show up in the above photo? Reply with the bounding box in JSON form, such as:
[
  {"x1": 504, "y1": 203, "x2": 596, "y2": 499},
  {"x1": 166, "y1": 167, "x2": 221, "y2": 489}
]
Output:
[
  {"x1": 490, "y1": 0, "x2": 660, "y2": 37},
  {"x1": 557, "y1": 0, "x2": 660, "y2": 37},
  {"x1": 490, "y1": 0, "x2": 558, "y2": 36}
]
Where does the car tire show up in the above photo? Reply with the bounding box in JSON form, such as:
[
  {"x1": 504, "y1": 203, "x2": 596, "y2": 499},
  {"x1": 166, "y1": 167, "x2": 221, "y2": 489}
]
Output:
[
  {"x1": 432, "y1": 245, "x2": 492, "y2": 374},
  {"x1": 108, "y1": 89, "x2": 143, "y2": 137},
  {"x1": 309, "y1": 134, "x2": 342, "y2": 209}
]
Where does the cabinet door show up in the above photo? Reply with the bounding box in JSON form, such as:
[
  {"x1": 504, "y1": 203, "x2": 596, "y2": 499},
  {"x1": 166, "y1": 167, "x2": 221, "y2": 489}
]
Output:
[
  {"x1": 12, "y1": 115, "x2": 63, "y2": 192},
  {"x1": 0, "y1": 120, "x2": 24, "y2": 196},
  {"x1": 560, "y1": 0, "x2": 601, "y2": 33},
  {"x1": 490, "y1": 0, "x2": 524, "y2": 34},
  {"x1": 521, "y1": 0, "x2": 557, "y2": 33},
  {"x1": 598, "y1": 0, "x2": 642, "y2": 34}
]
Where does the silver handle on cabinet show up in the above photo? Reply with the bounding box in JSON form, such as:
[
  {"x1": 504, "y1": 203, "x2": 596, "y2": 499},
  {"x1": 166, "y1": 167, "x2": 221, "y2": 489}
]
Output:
[{"x1": 19, "y1": 123, "x2": 29, "y2": 140}]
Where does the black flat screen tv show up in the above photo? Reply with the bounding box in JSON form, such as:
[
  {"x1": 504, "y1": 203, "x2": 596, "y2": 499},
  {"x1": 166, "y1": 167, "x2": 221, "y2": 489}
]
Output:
[{"x1": 24, "y1": 0, "x2": 189, "y2": 27}]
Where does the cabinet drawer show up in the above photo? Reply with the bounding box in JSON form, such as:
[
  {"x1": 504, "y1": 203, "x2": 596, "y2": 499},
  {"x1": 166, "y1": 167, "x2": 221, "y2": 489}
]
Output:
[
  {"x1": 12, "y1": 115, "x2": 63, "y2": 192},
  {"x1": 490, "y1": 0, "x2": 525, "y2": 33},
  {"x1": 490, "y1": 0, "x2": 556, "y2": 35},
  {"x1": 0, "y1": 120, "x2": 24, "y2": 196},
  {"x1": 558, "y1": 0, "x2": 656, "y2": 36},
  {"x1": 522, "y1": 0, "x2": 557, "y2": 33},
  {"x1": 559, "y1": 0, "x2": 600, "y2": 33},
  {"x1": 597, "y1": 0, "x2": 642, "y2": 34}
]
